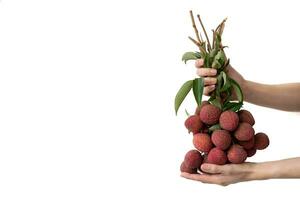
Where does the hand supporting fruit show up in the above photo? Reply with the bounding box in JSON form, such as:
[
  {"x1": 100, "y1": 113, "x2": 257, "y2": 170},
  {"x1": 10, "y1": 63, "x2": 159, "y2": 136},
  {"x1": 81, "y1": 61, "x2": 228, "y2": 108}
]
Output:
[{"x1": 181, "y1": 157, "x2": 300, "y2": 186}]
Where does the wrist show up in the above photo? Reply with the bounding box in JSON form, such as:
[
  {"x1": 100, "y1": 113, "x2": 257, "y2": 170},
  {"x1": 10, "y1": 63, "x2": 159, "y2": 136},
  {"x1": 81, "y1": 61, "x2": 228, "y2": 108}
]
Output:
[
  {"x1": 246, "y1": 162, "x2": 278, "y2": 181},
  {"x1": 241, "y1": 79, "x2": 251, "y2": 102}
]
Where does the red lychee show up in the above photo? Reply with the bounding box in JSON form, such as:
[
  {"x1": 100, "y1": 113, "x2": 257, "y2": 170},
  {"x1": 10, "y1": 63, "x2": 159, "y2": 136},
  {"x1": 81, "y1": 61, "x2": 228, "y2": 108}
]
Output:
[
  {"x1": 195, "y1": 101, "x2": 210, "y2": 115},
  {"x1": 184, "y1": 150, "x2": 203, "y2": 169},
  {"x1": 238, "y1": 136, "x2": 255, "y2": 150},
  {"x1": 180, "y1": 162, "x2": 197, "y2": 174},
  {"x1": 206, "y1": 148, "x2": 227, "y2": 165},
  {"x1": 184, "y1": 115, "x2": 203, "y2": 134},
  {"x1": 238, "y1": 110, "x2": 255, "y2": 126},
  {"x1": 227, "y1": 144, "x2": 247, "y2": 164},
  {"x1": 246, "y1": 148, "x2": 257, "y2": 157},
  {"x1": 193, "y1": 133, "x2": 213, "y2": 153},
  {"x1": 219, "y1": 110, "x2": 239, "y2": 131},
  {"x1": 211, "y1": 130, "x2": 232, "y2": 150},
  {"x1": 199, "y1": 104, "x2": 222, "y2": 125},
  {"x1": 254, "y1": 132, "x2": 269, "y2": 150},
  {"x1": 234, "y1": 122, "x2": 255, "y2": 141}
]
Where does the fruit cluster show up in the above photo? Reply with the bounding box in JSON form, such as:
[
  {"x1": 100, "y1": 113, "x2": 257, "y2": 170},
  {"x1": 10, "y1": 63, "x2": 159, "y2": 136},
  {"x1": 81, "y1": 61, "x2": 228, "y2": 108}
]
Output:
[
  {"x1": 176, "y1": 11, "x2": 270, "y2": 174},
  {"x1": 180, "y1": 101, "x2": 269, "y2": 173}
]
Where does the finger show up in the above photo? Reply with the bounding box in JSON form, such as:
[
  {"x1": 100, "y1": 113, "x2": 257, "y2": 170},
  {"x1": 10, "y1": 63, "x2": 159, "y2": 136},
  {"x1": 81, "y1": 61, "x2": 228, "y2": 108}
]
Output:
[
  {"x1": 201, "y1": 164, "x2": 225, "y2": 174},
  {"x1": 195, "y1": 59, "x2": 204, "y2": 68},
  {"x1": 181, "y1": 173, "x2": 220, "y2": 184},
  {"x1": 204, "y1": 77, "x2": 217, "y2": 86},
  {"x1": 203, "y1": 85, "x2": 215, "y2": 95},
  {"x1": 196, "y1": 68, "x2": 217, "y2": 77}
]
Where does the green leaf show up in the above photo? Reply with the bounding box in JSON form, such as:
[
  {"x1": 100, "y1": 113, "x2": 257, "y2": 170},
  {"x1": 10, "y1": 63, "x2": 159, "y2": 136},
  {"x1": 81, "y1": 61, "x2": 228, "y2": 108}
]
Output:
[
  {"x1": 223, "y1": 102, "x2": 243, "y2": 112},
  {"x1": 174, "y1": 80, "x2": 193, "y2": 115},
  {"x1": 209, "y1": 97, "x2": 222, "y2": 109},
  {"x1": 204, "y1": 53, "x2": 210, "y2": 68},
  {"x1": 192, "y1": 78, "x2": 204, "y2": 106},
  {"x1": 215, "y1": 33, "x2": 221, "y2": 49},
  {"x1": 209, "y1": 49, "x2": 218, "y2": 58},
  {"x1": 212, "y1": 59, "x2": 221, "y2": 69},
  {"x1": 215, "y1": 50, "x2": 226, "y2": 66},
  {"x1": 216, "y1": 73, "x2": 223, "y2": 97},
  {"x1": 220, "y1": 72, "x2": 231, "y2": 92},
  {"x1": 182, "y1": 52, "x2": 201, "y2": 64},
  {"x1": 229, "y1": 78, "x2": 244, "y2": 102},
  {"x1": 209, "y1": 124, "x2": 221, "y2": 131},
  {"x1": 185, "y1": 109, "x2": 190, "y2": 117}
]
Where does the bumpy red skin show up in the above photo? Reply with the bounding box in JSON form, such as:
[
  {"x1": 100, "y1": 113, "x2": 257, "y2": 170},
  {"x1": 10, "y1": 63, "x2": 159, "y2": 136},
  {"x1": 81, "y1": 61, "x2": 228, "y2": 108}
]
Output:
[
  {"x1": 180, "y1": 162, "x2": 198, "y2": 174},
  {"x1": 238, "y1": 136, "x2": 255, "y2": 150},
  {"x1": 254, "y1": 133, "x2": 270, "y2": 150},
  {"x1": 211, "y1": 130, "x2": 232, "y2": 150},
  {"x1": 227, "y1": 144, "x2": 247, "y2": 164},
  {"x1": 184, "y1": 150, "x2": 203, "y2": 169},
  {"x1": 184, "y1": 115, "x2": 203, "y2": 134},
  {"x1": 193, "y1": 133, "x2": 213, "y2": 153},
  {"x1": 206, "y1": 148, "x2": 227, "y2": 165},
  {"x1": 238, "y1": 110, "x2": 255, "y2": 126},
  {"x1": 199, "y1": 104, "x2": 222, "y2": 125},
  {"x1": 246, "y1": 148, "x2": 257, "y2": 157},
  {"x1": 219, "y1": 110, "x2": 239, "y2": 131},
  {"x1": 234, "y1": 122, "x2": 255, "y2": 141},
  {"x1": 195, "y1": 101, "x2": 210, "y2": 115}
]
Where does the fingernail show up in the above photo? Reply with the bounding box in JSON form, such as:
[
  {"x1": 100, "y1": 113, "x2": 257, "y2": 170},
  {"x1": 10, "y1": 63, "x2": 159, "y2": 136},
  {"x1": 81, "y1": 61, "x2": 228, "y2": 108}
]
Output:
[{"x1": 211, "y1": 69, "x2": 217, "y2": 75}]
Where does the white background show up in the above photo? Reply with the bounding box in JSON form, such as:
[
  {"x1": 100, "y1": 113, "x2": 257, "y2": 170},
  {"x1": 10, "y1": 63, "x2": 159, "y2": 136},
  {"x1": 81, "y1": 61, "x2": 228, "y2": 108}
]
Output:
[{"x1": 0, "y1": 0, "x2": 300, "y2": 199}]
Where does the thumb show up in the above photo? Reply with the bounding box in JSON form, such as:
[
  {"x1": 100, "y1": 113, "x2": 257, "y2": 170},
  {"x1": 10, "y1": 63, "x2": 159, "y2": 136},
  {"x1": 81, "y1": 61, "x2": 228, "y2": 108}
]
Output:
[{"x1": 201, "y1": 164, "x2": 225, "y2": 174}]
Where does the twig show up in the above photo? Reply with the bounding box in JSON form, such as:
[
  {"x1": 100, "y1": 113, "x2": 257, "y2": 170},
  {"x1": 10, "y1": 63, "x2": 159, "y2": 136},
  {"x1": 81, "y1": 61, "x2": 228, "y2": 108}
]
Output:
[
  {"x1": 197, "y1": 14, "x2": 212, "y2": 51},
  {"x1": 188, "y1": 36, "x2": 206, "y2": 54},
  {"x1": 215, "y1": 18, "x2": 227, "y2": 34},
  {"x1": 219, "y1": 21, "x2": 226, "y2": 36},
  {"x1": 188, "y1": 36, "x2": 201, "y2": 47},
  {"x1": 189, "y1": 10, "x2": 202, "y2": 44}
]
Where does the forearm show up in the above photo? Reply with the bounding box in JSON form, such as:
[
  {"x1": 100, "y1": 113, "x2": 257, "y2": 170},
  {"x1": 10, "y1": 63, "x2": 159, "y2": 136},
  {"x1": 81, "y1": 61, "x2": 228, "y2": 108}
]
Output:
[
  {"x1": 248, "y1": 157, "x2": 300, "y2": 180},
  {"x1": 243, "y1": 81, "x2": 300, "y2": 111}
]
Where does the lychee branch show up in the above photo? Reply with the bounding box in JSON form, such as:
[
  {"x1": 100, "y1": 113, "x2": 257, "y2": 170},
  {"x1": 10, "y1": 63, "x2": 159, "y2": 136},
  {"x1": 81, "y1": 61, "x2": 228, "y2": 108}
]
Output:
[
  {"x1": 189, "y1": 10, "x2": 203, "y2": 45},
  {"x1": 197, "y1": 14, "x2": 212, "y2": 51}
]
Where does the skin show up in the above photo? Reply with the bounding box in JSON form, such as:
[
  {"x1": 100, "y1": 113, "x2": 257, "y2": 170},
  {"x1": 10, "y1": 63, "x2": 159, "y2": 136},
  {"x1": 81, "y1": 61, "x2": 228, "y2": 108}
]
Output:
[{"x1": 180, "y1": 59, "x2": 300, "y2": 186}]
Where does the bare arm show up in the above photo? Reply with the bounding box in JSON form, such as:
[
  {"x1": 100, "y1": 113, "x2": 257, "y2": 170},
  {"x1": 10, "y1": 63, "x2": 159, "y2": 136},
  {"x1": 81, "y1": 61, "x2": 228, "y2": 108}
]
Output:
[
  {"x1": 181, "y1": 157, "x2": 300, "y2": 186},
  {"x1": 243, "y1": 81, "x2": 300, "y2": 111}
]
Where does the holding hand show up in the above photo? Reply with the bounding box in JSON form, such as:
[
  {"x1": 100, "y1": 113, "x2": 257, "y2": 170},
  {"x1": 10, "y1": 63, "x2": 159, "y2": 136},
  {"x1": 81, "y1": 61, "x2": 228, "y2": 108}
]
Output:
[{"x1": 195, "y1": 59, "x2": 245, "y2": 96}]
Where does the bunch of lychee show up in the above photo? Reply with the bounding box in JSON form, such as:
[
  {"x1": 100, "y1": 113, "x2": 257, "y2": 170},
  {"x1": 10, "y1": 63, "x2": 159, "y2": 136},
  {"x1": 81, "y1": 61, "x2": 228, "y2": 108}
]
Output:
[{"x1": 180, "y1": 101, "x2": 269, "y2": 173}]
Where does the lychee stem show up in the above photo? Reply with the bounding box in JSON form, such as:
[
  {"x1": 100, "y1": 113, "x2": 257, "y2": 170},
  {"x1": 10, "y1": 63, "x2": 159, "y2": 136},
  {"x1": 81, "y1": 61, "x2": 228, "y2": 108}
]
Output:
[
  {"x1": 197, "y1": 14, "x2": 211, "y2": 51},
  {"x1": 189, "y1": 10, "x2": 202, "y2": 46}
]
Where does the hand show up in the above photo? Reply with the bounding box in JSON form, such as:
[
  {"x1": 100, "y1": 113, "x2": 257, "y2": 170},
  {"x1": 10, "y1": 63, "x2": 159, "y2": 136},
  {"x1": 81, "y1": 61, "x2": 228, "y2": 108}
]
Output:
[
  {"x1": 181, "y1": 158, "x2": 300, "y2": 185},
  {"x1": 195, "y1": 59, "x2": 245, "y2": 96},
  {"x1": 181, "y1": 163, "x2": 256, "y2": 186}
]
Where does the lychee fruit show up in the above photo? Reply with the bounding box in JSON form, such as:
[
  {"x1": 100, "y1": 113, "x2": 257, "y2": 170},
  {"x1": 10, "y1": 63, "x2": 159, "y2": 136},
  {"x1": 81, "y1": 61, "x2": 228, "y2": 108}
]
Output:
[
  {"x1": 238, "y1": 136, "x2": 255, "y2": 150},
  {"x1": 246, "y1": 148, "x2": 257, "y2": 157},
  {"x1": 193, "y1": 133, "x2": 213, "y2": 153},
  {"x1": 206, "y1": 148, "x2": 227, "y2": 165},
  {"x1": 227, "y1": 144, "x2": 247, "y2": 164},
  {"x1": 195, "y1": 101, "x2": 210, "y2": 115},
  {"x1": 184, "y1": 150, "x2": 203, "y2": 169},
  {"x1": 219, "y1": 110, "x2": 239, "y2": 131},
  {"x1": 184, "y1": 115, "x2": 203, "y2": 134},
  {"x1": 180, "y1": 162, "x2": 197, "y2": 174},
  {"x1": 211, "y1": 130, "x2": 232, "y2": 150},
  {"x1": 199, "y1": 104, "x2": 222, "y2": 125},
  {"x1": 238, "y1": 110, "x2": 255, "y2": 126},
  {"x1": 234, "y1": 122, "x2": 255, "y2": 141},
  {"x1": 254, "y1": 132, "x2": 269, "y2": 150}
]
